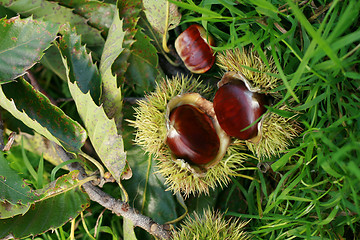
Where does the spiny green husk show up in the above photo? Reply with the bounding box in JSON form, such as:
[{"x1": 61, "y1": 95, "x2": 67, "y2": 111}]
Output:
[
  {"x1": 172, "y1": 208, "x2": 250, "y2": 240},
  {"x1": 157, "y1": 144, "x2": 247, "y2": 197},
  {"x1": 217, "y1": 47, "x2": 302, "y2": 159},
  {"x1": 217, "y1": 47, "x2": 279, "y2": 93},
  {"x1": 129, "y1": 75, "x2": 212, "y2": 157},
  {"x1": 129, "y1": 75, "x2": 250, "y2": 197},
  {"x1": 247, "y1": 106, "x2": 302, "y2": 159}
]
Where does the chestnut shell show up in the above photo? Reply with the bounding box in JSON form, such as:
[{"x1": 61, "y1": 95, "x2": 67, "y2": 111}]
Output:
[
  {"x1": 213, "y1": 72, "x2": 267, "y2": 141},
  {"x1": 166, "y1": 93, "x2": 230, "y2": 169},
  {"x1": 175, "y1": 24, "x2": 215, "y2": 74}
]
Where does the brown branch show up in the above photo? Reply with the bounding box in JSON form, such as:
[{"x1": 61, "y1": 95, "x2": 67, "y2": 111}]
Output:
[
  {"x1": 308, "y1": 2, "x2": 333, "y2": 22},
  {"x1": 53, "y1": 144, "x2": 172, "y2": 240}
]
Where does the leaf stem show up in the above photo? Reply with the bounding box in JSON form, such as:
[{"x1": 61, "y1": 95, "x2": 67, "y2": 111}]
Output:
[
  {"x1": 70, "y1": 217, "x2": 76, "y2": 240},
  {"x1": 80, "y1": 151, "x2": 105, "y2": 180},
  {"x1": 162, "y1": 0, "x2": 171, "y2": 53},
  {"x1": 81, "y1": 211, "x2": 97, "y2": 240}
]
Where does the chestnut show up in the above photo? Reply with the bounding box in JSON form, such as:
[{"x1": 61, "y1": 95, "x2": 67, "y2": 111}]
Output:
[
  {"x1": 213, "y1": 72, "x2": 268, "y2": 142},
  {"x1": 166, "y1": 93, "x2": 230, "y2": 167},
  {"x1": 175, "y1": 24, "x2": 215, "y2": 74},
  {"x1": 167, "y1": 104, "x2": 219, "y2": 165}
]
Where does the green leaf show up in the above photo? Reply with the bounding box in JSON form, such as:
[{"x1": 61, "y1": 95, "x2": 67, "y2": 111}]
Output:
[
  {"x1": 50, "y1": 0, "x2": 116, "y2": 35},
  {"x1": 320, "y1": 161, "x2": 342, "y2": 178},
  {"x1": 168, "y1": 0, "x2": 222, "y2": 18},
  {"x1": 65, "y1": 72, "x2": 126, "y2": 184},
  {"x1": 0, "y1": 16, "x2": 59, "y2": 82},
  {"x1": 137, "y1": 13, "x2": 164, "y2": 55},
  {"x1": 59, "y1": 28, "x2": 101, "y2": 104},
  {"x1": 118, "y1": 0, "x2": 142, "y2": 43},
  {"x1": 125, "y1": 28, "x2": 164, "y2": 94},
  {"x1": 266, "y1": 106, "x2": 297, "y2": 118},
  {"x1": 0, "y1": 201, "x2": 29, "y2": 220},
  {"x1": 271, "y1": 146, "x2": 303, "y2": 171},
  {"x1": 0, "y1": 185, "x2": 89, "y2": 239},
  {"x1": 249, "y1": 0, "x2": 278, "y2": 13},
  {"x1": 38, "y1": 170, "x2": 82, "y2": 199},
  {"x1": 123, "y1": 218, "x2": 138, "y2": 240},
  {"x1": 143, "y1": 0, "x2": 181, "y2": 34},
  {"x1": 0, "y1": 4, "x2": 16, "y2": 18},
  {"x1": 40, "y1": 45, "x2": 68, "y2": 82},
  {"x1": 114, "y1": 0, "x2": 141, "y2": 85},
  {"x1": 123, "y1": 147, "x2": 177, "y2": 225},
  {"x1": 0, "y1": 78, "x2": 87, "y2": 153},
  {"x1": 100, "y1": 6, "x2": 125, "y2": 129},
  {"x1": 0, "y1": 152, "x2": 40, "y2": 218},
  {"x1": 256, "y1": 6, "x2": 280, "y2": 21},
  {"x1": 0, "y1": 0, "x2": 104, "y2": 47}
]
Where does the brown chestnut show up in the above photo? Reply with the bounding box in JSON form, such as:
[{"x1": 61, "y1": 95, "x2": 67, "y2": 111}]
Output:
[
  {"x1": 175, "y1": 24, "x2": 215, "y2": 74},
  {"x1": 213, "y1": 72, "x2": 267, "y2": 141},
  {"x1": 166, "y1": 93, "x2": 230, "y2": 168},
  {"x1": 167, "y1": 104, "x2": 220, "y2": 165}
]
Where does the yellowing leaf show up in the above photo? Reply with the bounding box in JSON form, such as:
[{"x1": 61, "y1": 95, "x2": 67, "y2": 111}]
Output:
[
  {"x1": 143, "y1": 0, "x2": 181, "y2": 34},
  {"x1": 66, "y1": 76, "x2": 126, "y2": 184}
]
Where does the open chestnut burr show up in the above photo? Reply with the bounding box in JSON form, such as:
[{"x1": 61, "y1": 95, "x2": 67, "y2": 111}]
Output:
[
  {"x1": 175, "y1": 24, "x2": 216, "y2": 74},
  {"x1": 165, "y1": 93, "x2": 230, "y2": 169},
  {"x1": 213, "y1": 72, "x2": 269, "y2": 143}
]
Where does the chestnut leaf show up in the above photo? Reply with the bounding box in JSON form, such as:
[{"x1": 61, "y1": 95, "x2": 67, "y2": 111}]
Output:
[
  {"x1": 114, "y1": 0, "x2": 142, "y2": 84},
  {"x1": 41, "y1": 45, "x2": 68, "y2": 82},
  {"x1": 0, "y1": 0, "x2": 104, "y2": 48},
  {"x1": 0, "y1": 78, "x2": 87, "y2": 153},
  {"x1": 143, "y1": 0, "x2": 181, "y2": 35},
  {"x1": 99, "y1": 6, "x2": 125, "y2": 130},
  {"x1": 49, "y1": 0, "x2": 116, "y2": 36},
  {"x1": 58, "y1": 28, "x2": 101, "y2": 104},
  {"x1": 66, "y1": 72, "x2": 127, "y2": 185},
  {"x1": 0, "y1": 16, "x2": 59, "y2": 82},
  {"x1": 0, "y1": 152, "x2": 40, "y2": 218},
  {"x1": 116, "y1": 0, "x2": 164, "y2": 95},
  {"x1": 0, "y1": 171, "x2": 89, "y2": 239},
  {"x1": 125, "y1": 28, "x2": 164, "y2": 94}
]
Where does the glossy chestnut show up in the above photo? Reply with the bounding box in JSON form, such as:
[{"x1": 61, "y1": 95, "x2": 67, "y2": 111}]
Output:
[
  {"x1": 175, "y1": 24, "x2": 215, "y2": 74},
  {"x1": 167, "y1": 104, "x2": 220, "y2": 165},
  {"x1": 213, "y1": 72, "x2": 267, "y2": 141},
  {"x1": 166, "y1": 93, "x2": 230, "y2": 168}
]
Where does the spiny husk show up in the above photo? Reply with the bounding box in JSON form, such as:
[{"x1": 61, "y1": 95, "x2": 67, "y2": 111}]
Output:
[
  {"x1": 172, "y1": 208, "x2": 250, "y2": 240},
  {"x1": 129, "y1": 75, "x2": 212, "y2": 157},
  {"x1": 129, "y1": 75, "x2": 250, "y2": 197},
  {"x1": 217, "y1": 47, "x2": 279, "y2": 93},
  {"x1": 246, "y1": 105, "x2": 302, "y2": 159},
  {"x1": 157, "y1": 144, "x2": 247, "y2": 197},
  {"x1": 217, "y1": 47, "x2": 302, "y2": 159}
]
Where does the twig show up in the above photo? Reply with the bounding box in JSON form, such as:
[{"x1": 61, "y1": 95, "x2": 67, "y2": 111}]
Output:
[
  {"x1": 279, "y1": 0, "x2": 310, "y2": 13},
  {"x1": 274, "y1": 22, "x2": 287, "y2": 34},
  {"x1": 3, "y1": 132, "x2": 16, "y2": 151},
  {"x1": 308, "y1": 2, "x2": 333, "y2": 22},
  {"x1": 94, "y1": 208, "x2": 107, "y2": 238},
  {"x1": 53, "y1": 144, "x2": 172, "y2": 240}
]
